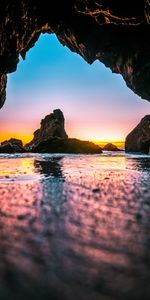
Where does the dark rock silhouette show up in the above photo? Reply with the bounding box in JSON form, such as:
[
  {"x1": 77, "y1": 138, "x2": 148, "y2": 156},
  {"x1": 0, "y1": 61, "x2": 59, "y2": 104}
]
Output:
[
  {"x1": 0, "y1": 1, "x2": 150, "y2": 108},
  {"x1": 103, "y1": 143, "x2": 120, "y2": 151},
  {"x1": 0, "y1": 109, "x2": 102, "y2": 154},
  {"x1": 24, "y1": 109, "x2": 101, "y2": 154},
  {"x1": 125, "y1": 115, "x2": 150, "y2": 153},
  {"x1": 0, "y1": 143, "x2": 16, "y2": 153},
  {"x1": 31, "y1": 137, "x2": 102, "y2": 154},
  {"x1": 26, "y1": 109, "x2": 68, "y2": 150},
  {"x1": 1, "y1": 138, "x2": 23, "y2": 148},
  {"x1": 0, "y1": 138, "x2": 24, "y2": 153}
]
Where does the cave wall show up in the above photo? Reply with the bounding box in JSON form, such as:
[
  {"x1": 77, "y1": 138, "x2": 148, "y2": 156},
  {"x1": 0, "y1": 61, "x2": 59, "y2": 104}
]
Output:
[{"x1": 0, "y1": 0, "x2": 150, "y2": 108}]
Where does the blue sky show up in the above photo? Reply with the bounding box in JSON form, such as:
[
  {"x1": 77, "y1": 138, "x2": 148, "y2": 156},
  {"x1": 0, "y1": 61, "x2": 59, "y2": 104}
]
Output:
[{"x1": 0, "y1": 33, "x2": 150, "y2": 143}]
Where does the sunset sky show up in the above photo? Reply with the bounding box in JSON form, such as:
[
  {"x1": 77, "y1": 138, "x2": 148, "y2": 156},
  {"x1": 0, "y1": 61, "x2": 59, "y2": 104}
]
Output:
[{"x1": 0, "y1": 33, "x2": 150, "y2": 145}]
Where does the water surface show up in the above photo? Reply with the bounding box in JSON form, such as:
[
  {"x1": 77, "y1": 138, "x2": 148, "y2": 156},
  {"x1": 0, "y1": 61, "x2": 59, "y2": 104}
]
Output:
[{"x1": 0, "y1": 152, "x2": 150, "y2": 300}]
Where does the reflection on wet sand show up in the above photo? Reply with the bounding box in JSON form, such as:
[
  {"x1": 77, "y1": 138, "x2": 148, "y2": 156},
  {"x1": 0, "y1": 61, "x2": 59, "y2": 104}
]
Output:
[
  {"x1": 0, "y1": 157, "x2": 41, "y2": 181},
  {"x1": 125, "y1": 156, "x2": 150, "y2": 171},
  {"x1": 0, "y1": 153, "x2": 150, "y2": 300},
  {"x1": 34, "y1": 157, "x2": 63, "y2": 177}
]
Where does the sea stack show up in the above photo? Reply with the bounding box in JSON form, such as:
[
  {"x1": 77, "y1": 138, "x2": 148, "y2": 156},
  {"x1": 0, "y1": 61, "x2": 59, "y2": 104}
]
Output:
[
  {"x1": 125, "y1": 115, "x2": 150, "y2": 153},
  {"x1": 26, "y1": 109, "x2": 68, "y2": 149},
  {"x1": 25, "y1": 109, "x2": 102, "y2": 154},
  {"x1": 103, "y1": 143, "x2": 120, "y2": 151}
]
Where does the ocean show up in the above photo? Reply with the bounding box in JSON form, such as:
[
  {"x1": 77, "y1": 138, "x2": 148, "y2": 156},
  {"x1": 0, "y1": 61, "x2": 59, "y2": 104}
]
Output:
[{"x1": 0, "y1": 151, "x2": 150, "y2": 300}]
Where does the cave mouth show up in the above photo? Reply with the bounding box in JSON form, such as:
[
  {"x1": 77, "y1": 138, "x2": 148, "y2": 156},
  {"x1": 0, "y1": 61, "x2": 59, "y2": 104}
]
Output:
[
  {"x1": 1, "y1": 33, "x2": 150, "y2": 146},
  {"x1": 0, "y1": 0, "x2": 150, "y2": 110}
]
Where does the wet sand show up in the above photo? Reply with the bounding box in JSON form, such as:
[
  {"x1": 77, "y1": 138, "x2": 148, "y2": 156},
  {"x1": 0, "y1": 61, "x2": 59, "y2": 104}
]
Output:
[{"x1": 0, "y1": 152, "x2": 150, "y2": 300}]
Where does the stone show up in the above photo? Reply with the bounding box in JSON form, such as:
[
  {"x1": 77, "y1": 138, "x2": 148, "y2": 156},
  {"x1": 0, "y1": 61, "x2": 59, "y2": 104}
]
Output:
[
  {"x1": 125, "y1": 115, "x2": 150, "y2": 153},
  {"x1": 0, "y1": 1, "x2": 150, "y2": 108},
  {"x1": 30, "y1": 137, "x2": 102, "y2": 154},
  {"x1": 0, "y1": 143, "x2": 15, "y2": 154},
  {"x1": 26, "y1": 109, "x2": 68, "y2": 150},
  {"x1": 1, "y1": 138, "x2": 23, "y2": 148},
  {"x1": 0, "y1": 138, "x2": 24, "y2": 153},
  {"x1": 103, "y1": 143, "x2": 120, "y2": 151},
  {"x1": 92, "y1": 188, "x2": 100, "y2": 193}
]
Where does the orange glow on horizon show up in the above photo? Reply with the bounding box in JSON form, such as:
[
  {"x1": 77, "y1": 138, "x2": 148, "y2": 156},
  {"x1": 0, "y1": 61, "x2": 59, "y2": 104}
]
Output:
[
  {"x1": 91, "y1": 140, "x2": 125, "y2": 148},
  {"x1": 66, "y1": 122, "x2": 127, "y2": 146},
  {"x1": 0, "y1": 133, "x2": 33, "y2": 145},
  {"x1": 0, "y1": 117, "x2": 125, "y2": 148},
  {"x1": 0, "y1": 131, "x2": 124, "y2": 148}
]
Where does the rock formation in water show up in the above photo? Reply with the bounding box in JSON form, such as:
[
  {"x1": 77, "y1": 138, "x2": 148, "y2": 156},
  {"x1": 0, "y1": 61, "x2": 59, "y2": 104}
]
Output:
[
  {"x1": 0, "y1": 1, "x2": 150, "y2": 109},
  {"x1": 26, "y1": 109, "x2": 68, "y2": 149},
  {"x1": 26, "y1": 109, "x2": 102, "y2": 154},
  {"x1": 31, "y1": 137, "x2": 102, "y2": 154},
  {"x1": 0, "y1": 109, "x2": 102, "y2": 154},
  {"x1": 125, "y1": 115, "x2": 150, "y2": 153},
  {"x1": 103, "y1": 143, "x2": 120, "y2": 151},
  {"x1": 0, "y1": 138, "x2": 24, "y2": 153}
]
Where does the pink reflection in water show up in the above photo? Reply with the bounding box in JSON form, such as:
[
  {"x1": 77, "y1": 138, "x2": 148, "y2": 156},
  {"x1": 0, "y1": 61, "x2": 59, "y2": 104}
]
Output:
[
  {"x1": 0, "y1": 154, "x2": 150, "y2": 300},
  {"x1": 0, "y1": 157, "x2": 42, "y2": 181}
]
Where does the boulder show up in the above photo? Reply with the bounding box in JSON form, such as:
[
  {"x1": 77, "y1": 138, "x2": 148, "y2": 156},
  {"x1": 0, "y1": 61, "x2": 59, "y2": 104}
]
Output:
[
  {"x1": 1, "y1": 138, "x2": 23, "y2": 148},
  {"x1": 0, "y1": 142, "x2": 15, "y2": 153},
  {"x1": 125, "y1": 115, "x2": 150, "y2": 153},
  {"x1": 0, "y1": 138, "x2": 24, "y2": 153},
  {"x1": 103, "y1": 143, "x2": 120, "y2": 151},
  {"x1": 30, "y1": 137, "x2": 102, "y2": 154},
  {"x1": 26, "y1": 109, "x2": 68, "y2": 150}
]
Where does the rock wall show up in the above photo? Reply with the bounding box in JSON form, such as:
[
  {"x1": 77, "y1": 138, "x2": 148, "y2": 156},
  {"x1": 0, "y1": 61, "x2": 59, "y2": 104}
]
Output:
[
  {"x1": 125, "y1": 115, "x2": 150, "y2": 153},
  {"x1": 0, "y1": 1, "x2": 150, "y2": 108}
]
